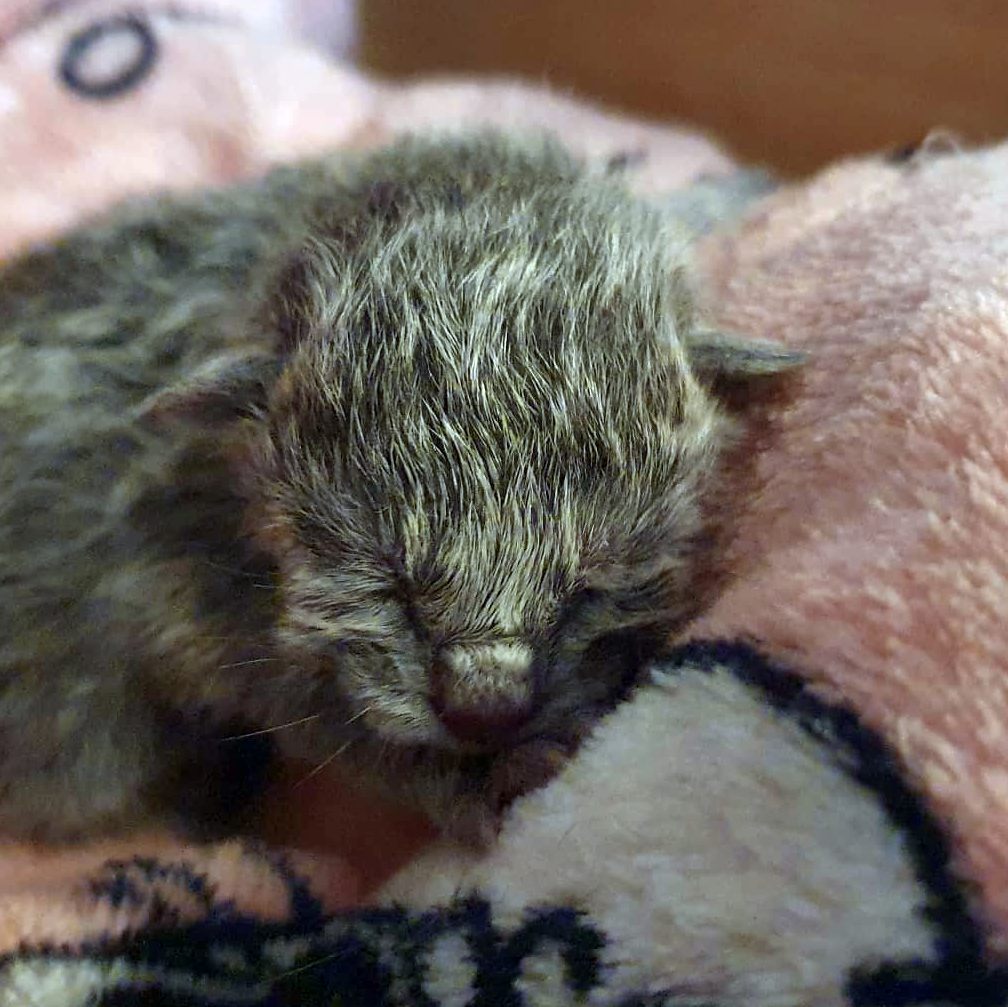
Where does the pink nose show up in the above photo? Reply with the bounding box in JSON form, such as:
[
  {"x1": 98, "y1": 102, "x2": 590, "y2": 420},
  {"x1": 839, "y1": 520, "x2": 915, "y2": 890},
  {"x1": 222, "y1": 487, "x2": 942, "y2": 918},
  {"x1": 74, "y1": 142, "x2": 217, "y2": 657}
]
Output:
[
  {"x1": 433, "y1": 699, "x2": 532, "y2": 747},
  {"x1": 430, "y1": 659, "x2": 534, "y2": 747}
]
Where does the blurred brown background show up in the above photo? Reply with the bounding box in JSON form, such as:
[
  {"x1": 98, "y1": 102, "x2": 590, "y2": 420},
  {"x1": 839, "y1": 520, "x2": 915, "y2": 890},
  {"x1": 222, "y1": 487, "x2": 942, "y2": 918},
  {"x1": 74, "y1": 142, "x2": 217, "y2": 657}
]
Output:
[{"x1": 359, "y1": 0, "x2": 1005, "y2": 176}]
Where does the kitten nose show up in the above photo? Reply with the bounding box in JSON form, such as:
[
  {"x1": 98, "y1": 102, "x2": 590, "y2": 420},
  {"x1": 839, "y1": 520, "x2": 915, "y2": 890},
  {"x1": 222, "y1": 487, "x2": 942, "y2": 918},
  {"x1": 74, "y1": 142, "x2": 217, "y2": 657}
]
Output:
[
  {"x1": 433, "y1": 695, "x2": 533, "y2": 747},
  {"x1": 430, "y1": 645, "x2": 535, "y2": 748}
]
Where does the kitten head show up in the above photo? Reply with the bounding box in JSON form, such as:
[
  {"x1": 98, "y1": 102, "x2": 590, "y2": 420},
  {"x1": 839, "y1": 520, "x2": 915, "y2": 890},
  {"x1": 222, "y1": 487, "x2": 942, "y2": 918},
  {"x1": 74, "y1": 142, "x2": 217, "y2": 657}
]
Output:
[{"x1": 145, "y1": 133, "x2": 799, "y2": 754}]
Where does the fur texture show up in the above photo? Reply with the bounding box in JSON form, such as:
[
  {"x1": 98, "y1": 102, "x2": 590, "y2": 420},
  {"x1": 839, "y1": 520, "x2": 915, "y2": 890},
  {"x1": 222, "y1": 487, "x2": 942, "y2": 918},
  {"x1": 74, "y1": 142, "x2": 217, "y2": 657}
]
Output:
[
  {"x1": 0, "y1": 131, "x2": 793, "y2": 843},
  {"x1": 687, "y1": 141, "x2": 1008, "y2": 949},
  {"x1": 381, "y1": 643, "x2": 997, "y2": 1007},
  {"x1": 2, "y1": 644, "x2": 1000, "y2": 1006}
]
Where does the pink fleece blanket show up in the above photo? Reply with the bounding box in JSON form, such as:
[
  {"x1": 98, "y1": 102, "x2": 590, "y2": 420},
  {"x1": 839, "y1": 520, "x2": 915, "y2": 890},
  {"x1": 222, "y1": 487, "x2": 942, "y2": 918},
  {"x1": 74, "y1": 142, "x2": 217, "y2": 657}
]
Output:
[{"x1": 691, "y1": 141, "x2": 1008, "y2": 949}]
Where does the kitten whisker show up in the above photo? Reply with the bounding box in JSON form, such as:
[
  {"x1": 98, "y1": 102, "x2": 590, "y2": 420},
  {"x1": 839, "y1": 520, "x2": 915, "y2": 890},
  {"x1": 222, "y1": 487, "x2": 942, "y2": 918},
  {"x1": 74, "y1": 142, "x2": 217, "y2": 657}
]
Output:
[
  {"x1": 201, "y1": 557, "x2": 275, "y2": 589},
  {"x1": 343, "y1": 705, "x2": 374, "y2": 727},
  {"x1": 217, "y1": 656, "x2": 279, "y2": 670},
  {"x1": 221, "y1": 714, "x2": 319, "y2": 741},
  {"x1": 276, "y1": 952, "x2": 340, "y2": 981},
  {"x1": 293, "y1": 740, "x2": 354, "y2": 788}
]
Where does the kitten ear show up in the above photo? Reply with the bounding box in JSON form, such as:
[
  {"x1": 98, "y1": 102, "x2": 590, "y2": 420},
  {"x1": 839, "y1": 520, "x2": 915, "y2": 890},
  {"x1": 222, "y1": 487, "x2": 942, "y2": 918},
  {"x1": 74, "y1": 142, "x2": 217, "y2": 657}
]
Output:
[
  {"x1": 137, "y1": 351, "x2": 280, "y2": 428},
  {"x1": 686, "y1": 329, "x2": 806, "y2": 381}
]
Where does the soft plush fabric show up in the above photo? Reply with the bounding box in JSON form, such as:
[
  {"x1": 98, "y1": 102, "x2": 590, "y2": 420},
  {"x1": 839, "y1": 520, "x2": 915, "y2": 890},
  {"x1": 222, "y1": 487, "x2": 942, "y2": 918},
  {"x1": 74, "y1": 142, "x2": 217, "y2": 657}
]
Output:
[
  {"x1": 0, "y1": 0, "x2": 731, "y2": 258},
  {"x1": 687, "y1": 142, "x2": 1008, "y2": 951},
  {"x1": 7, "y1": 644, "x2": 1004, "y2": 1006},
  {"x1": 1, "y1": 1, "x2": 1007, "y2": 1004}
]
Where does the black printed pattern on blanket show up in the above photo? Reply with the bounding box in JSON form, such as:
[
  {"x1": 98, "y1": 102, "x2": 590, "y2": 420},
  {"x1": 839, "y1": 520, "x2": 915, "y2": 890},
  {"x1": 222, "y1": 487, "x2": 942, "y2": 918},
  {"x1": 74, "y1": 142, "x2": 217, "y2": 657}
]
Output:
[{"x1": 0, "y1": 894, "x2": 719, "y2": 1007}]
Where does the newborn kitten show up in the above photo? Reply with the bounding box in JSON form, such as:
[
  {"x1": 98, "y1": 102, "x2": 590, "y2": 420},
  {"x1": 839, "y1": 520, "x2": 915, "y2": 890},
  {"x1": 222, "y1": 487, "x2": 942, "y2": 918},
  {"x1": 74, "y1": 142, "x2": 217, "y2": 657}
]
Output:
[{"x1": 0, "y1": 131, "x2": 799, "y2": 843}]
